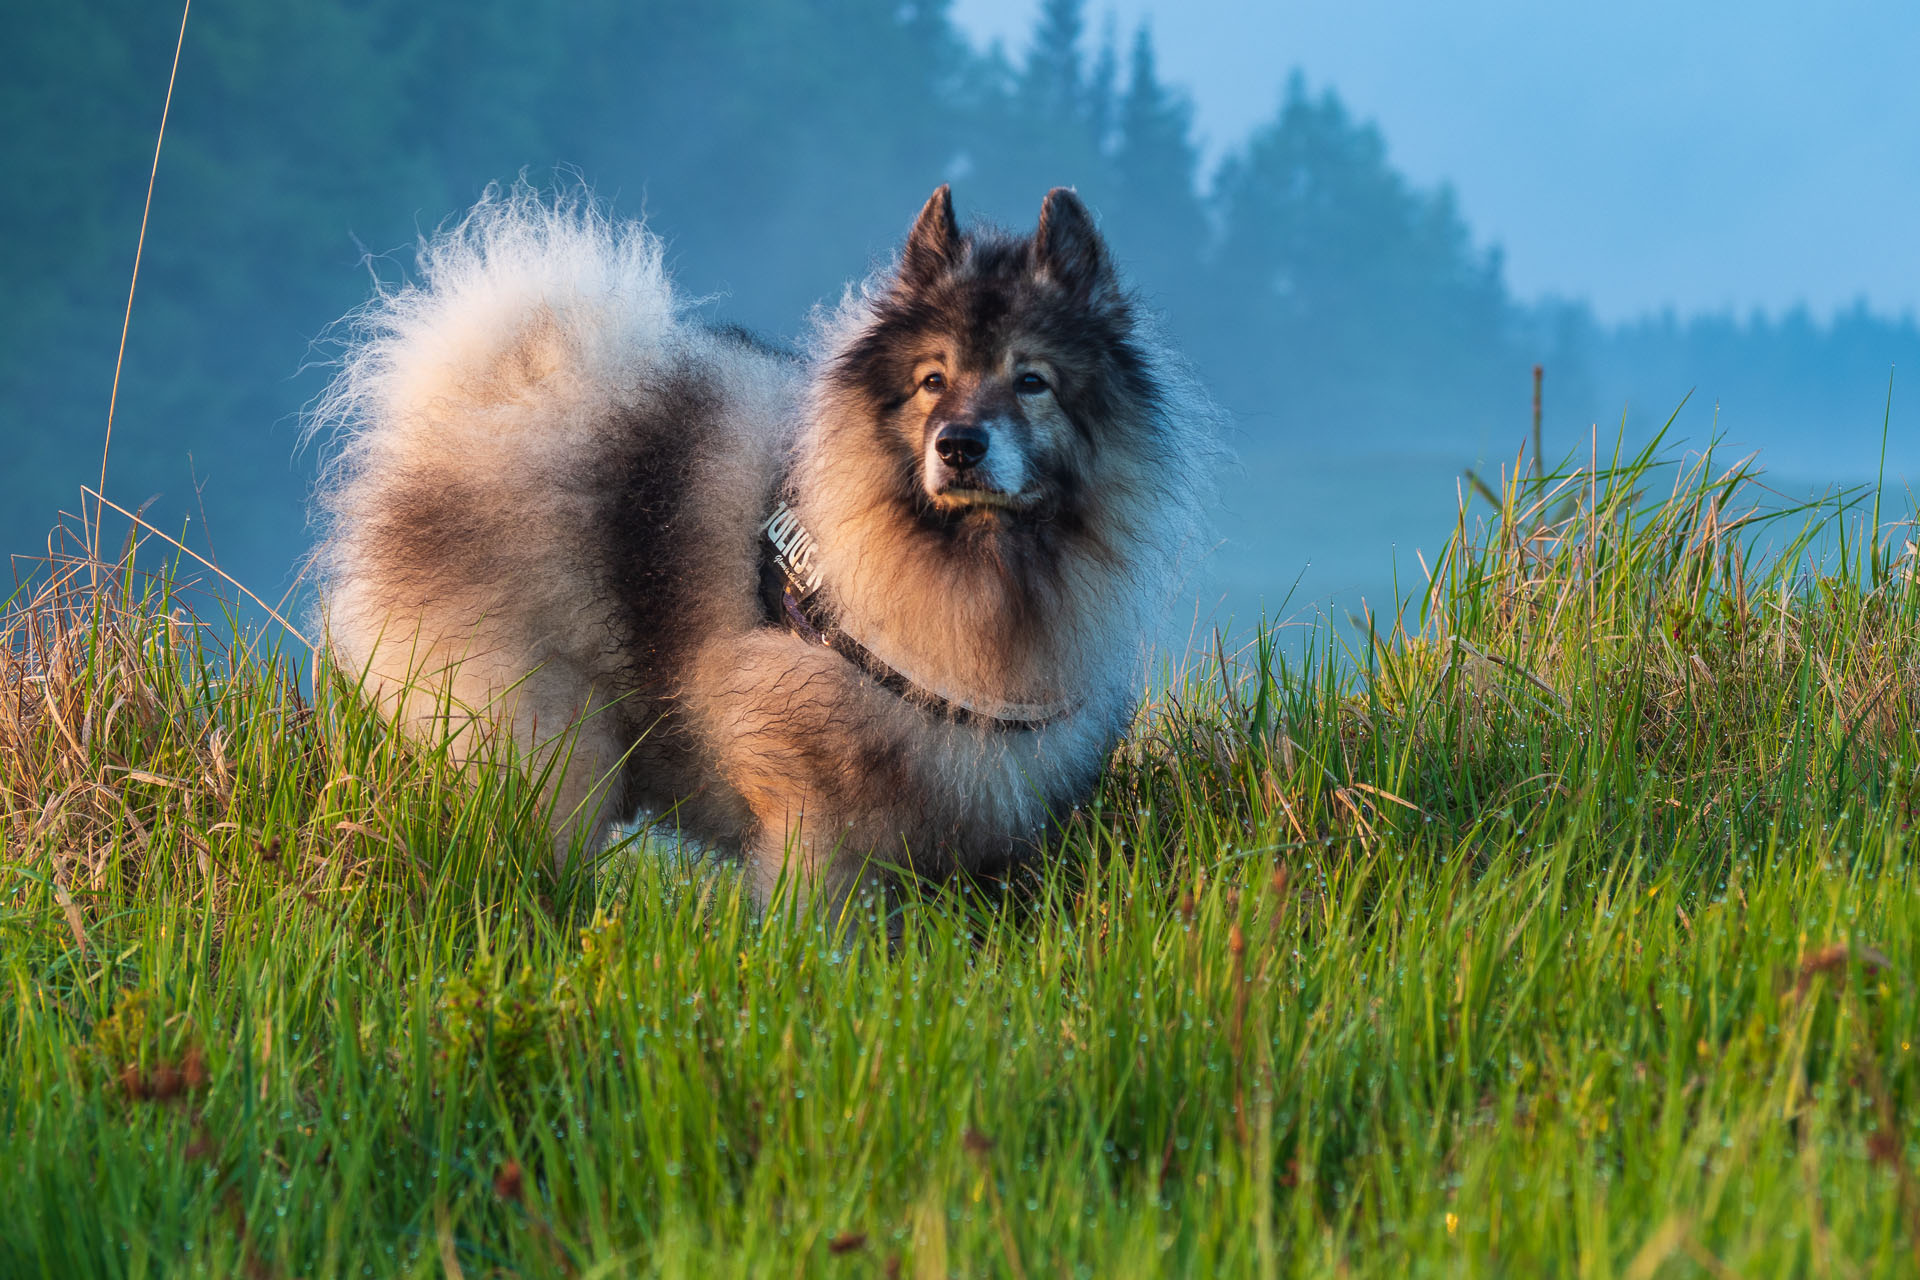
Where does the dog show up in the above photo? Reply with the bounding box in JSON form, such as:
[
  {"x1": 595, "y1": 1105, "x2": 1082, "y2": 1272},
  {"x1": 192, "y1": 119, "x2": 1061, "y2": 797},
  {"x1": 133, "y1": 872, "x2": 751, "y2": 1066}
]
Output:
[{"x1": 314, "y1": 182, "x2": 1218, "y2": 906}]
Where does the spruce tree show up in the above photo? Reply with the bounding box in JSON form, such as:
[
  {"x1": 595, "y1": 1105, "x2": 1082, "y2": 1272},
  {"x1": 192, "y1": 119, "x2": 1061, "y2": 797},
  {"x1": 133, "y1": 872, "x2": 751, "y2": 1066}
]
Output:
[{"x1": 1108, "y1": 24, "x2": 1208, "y2": 312}]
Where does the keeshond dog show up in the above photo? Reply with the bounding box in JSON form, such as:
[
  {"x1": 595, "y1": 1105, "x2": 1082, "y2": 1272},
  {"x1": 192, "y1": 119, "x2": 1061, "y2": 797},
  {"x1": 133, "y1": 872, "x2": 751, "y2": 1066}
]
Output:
[{"x1": 315, "y1": 183, "x2": 1217, "y2": 906}]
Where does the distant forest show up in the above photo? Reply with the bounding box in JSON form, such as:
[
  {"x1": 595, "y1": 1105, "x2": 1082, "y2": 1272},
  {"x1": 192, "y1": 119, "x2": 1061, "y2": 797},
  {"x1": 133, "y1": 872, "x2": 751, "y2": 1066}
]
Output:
[{"x1": 5, "y1": 0, "x2": 1916, "y2": 600}]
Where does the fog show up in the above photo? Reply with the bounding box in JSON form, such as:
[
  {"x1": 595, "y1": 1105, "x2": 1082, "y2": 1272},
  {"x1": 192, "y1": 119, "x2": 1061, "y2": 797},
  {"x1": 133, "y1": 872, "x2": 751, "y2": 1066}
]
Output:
[
  {"x1": 5, "y1": 0, "x2": 1915, "y2": 641},
  {"x1": 955, "y1": 0, "x2": 1920, "y2": 323}
]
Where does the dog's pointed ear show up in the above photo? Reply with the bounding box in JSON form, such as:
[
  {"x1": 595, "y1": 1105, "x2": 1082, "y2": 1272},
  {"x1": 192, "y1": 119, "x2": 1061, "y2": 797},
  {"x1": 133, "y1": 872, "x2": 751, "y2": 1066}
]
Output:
[
  {"x1": 900, "y1": 185, "x2": 961, "y2": 288},
  {"x1": 1034, "y1": 187, "x2": 1117, "y2": 302}
]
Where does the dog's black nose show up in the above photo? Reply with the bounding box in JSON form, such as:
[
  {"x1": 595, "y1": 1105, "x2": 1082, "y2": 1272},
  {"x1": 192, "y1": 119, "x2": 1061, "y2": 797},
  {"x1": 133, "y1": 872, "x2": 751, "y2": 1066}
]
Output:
[{"x1": 933, "y1": 423, "x2": 989, "y2": 470}]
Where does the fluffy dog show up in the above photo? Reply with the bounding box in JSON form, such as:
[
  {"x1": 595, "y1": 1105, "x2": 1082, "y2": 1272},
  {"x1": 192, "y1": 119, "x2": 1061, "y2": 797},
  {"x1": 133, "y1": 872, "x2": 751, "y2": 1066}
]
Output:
[{"x1": 315, "y1": 183, "x2": 1217, "y2": 904}]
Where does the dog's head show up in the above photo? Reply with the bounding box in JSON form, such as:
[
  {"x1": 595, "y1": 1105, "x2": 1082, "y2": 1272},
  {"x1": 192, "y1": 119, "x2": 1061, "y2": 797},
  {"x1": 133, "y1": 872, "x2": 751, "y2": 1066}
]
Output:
[{"x1": 829, "y1": 186, "x2": 1158, "y2": 528}]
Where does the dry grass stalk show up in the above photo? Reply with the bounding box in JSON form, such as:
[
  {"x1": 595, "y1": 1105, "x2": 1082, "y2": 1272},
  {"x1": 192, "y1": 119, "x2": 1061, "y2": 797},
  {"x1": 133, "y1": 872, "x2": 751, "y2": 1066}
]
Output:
[{"x1": 2, "y1": 528, "x2": 469, "y2": 941}]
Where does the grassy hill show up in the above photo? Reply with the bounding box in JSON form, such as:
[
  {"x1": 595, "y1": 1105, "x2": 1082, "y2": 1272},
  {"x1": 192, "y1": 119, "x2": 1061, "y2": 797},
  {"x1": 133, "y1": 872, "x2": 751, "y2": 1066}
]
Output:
[{"x1": 3, "y1": 444, "x2": 1917, "y2": 1277}]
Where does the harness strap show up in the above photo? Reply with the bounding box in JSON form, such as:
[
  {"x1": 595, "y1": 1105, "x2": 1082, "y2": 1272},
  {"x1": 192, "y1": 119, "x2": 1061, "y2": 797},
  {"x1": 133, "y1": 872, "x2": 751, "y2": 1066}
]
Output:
[{"x1": 759, "y1": 499, "x2": 1074, "y2": 732}]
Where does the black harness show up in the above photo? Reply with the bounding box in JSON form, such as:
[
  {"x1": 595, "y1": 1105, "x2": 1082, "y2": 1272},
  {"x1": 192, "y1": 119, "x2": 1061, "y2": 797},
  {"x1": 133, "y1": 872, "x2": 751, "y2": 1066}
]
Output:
[{"x1": 758, "y1": 499, "x2": 1073, "y2": 732}]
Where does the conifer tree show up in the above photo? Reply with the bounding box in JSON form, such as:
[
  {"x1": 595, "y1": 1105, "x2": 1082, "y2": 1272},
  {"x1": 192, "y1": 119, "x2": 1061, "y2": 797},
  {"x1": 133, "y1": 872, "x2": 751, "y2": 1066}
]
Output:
[
  {"x1": 962, "y1": 0, "x2": 1108, "y2": 228},
  {"x1": 1020, "y1": 0, "x2": 1085, "y2": 120},
  {"x1": 1208, "y1": 73, "x2": 1514, "y2": 442},
  {"x1": 1107, "y1": 24, "x2": 1208, "y2": 312}
]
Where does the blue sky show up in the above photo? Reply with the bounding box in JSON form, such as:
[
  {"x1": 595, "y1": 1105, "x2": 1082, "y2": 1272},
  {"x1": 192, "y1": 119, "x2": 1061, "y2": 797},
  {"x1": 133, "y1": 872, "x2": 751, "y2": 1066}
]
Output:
[{"x1": 952, "y1": 0, "x2": 1920, "y2": 323}]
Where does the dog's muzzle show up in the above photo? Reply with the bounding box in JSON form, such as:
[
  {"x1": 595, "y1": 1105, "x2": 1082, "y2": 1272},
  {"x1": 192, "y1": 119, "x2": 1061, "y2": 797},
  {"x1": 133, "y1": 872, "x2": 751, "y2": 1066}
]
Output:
[{"x1": 925, "y1": 419, "x2": 1029, "y2": 509}]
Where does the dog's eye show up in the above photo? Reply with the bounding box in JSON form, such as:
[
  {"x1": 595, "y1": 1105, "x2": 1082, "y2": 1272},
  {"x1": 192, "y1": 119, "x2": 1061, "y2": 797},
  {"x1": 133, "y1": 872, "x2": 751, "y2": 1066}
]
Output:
[
  {"x1": 920, "y1": 371, "x2": 946, "y2": 393},
  {"x1": 1016, "y1": 372, "x2": 1049, "y2": 394}
]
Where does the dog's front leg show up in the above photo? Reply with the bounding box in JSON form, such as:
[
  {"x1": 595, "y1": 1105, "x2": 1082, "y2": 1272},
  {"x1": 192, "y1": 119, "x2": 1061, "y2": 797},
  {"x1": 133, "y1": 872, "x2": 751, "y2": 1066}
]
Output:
[{"x1": 691, "y1": 631, "x2": 939, "y2": 917}]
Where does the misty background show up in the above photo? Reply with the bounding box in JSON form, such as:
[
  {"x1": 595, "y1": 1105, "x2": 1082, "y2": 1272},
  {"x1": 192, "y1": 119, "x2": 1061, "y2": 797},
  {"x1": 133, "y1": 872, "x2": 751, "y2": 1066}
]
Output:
[{"x1": 5, "y1": 0, "x2": 1916, "y2": 640}]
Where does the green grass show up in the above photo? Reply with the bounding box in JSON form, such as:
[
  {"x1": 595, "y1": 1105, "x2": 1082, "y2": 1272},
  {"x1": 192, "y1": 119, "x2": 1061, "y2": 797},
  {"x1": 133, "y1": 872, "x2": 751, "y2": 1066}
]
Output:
[{"x1": 5, "y1": 442, "x2": 1920, "y2": 1277}]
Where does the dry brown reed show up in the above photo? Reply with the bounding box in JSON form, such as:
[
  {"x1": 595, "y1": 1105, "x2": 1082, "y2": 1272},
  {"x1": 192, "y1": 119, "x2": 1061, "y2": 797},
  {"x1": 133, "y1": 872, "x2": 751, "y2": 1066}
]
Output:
[{"x1": 0, "y1": 524, "x2": 464, "y2": 938}]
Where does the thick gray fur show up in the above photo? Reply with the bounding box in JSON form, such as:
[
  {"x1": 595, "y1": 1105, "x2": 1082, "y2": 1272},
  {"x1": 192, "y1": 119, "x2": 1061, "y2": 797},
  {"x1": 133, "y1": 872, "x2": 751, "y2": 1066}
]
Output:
[{"x1": 313, "y1": 182, "x2": 1221, "y2": 905}]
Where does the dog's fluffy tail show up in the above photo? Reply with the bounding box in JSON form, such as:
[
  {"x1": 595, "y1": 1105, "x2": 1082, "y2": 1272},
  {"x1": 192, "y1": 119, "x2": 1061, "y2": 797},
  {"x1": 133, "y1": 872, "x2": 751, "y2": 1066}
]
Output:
[{"x1": 310, "y1": 182, "x2": 680, "y2": 515}]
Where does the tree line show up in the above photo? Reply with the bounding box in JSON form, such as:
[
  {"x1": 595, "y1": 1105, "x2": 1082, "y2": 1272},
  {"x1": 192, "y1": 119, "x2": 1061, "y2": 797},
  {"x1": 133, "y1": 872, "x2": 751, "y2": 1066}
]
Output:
[{"x1": 4, "y1": 0, "x2": 1913, "y2": 596}]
